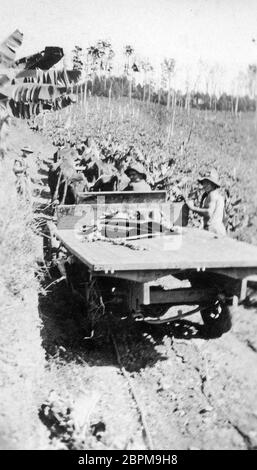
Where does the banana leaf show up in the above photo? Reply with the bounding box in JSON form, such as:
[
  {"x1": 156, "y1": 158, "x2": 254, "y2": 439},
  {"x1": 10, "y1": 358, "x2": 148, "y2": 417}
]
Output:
[
  {"x1": 0, "y1": 30, "x2": 23, "y2": 67},
  {"x1": 15, "y1": 46, "x2": 63, "y2": 70}
]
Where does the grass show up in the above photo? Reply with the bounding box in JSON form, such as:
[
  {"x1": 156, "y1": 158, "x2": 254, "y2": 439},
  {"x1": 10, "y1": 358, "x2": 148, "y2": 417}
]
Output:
[
  {"x1": 0, "y1": 168, "x2": 38, "y2": 300},
  {"x1": 0, "y1": 125, "x2": 49, "y2": 450}
]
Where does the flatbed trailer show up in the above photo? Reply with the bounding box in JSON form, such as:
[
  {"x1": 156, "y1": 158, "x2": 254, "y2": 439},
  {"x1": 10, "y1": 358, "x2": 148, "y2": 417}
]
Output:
[{"x1": 47, "y1": 191, "x2": 257, "y2": 337}]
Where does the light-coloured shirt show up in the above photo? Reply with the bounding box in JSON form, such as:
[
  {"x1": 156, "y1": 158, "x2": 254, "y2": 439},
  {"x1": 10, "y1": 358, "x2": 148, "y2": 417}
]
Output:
[{"x1": 201, "y1": 190, "x2": 226, "y2": 236}]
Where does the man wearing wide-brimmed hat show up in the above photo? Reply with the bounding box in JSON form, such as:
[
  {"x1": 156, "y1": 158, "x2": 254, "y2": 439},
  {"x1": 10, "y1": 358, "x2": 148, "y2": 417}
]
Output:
[
  {"x1": 123, "y1": 162, "x2": 151, "y2": 192},
  {"x1": 20, "y1": 146, "x2": 34, "y2": 169},
  {"x1": 185, "y1": 169, "x2": 226, "y2": 236},
  {"x1": 20, "y1": 145, "x2": 34, "y2": 156},
  {"x1": 13, "y1": 146, "x2": 33, "y2": 176},
  {"x1": 13, "y1": 146, "x2": 34, "y2": 198}
]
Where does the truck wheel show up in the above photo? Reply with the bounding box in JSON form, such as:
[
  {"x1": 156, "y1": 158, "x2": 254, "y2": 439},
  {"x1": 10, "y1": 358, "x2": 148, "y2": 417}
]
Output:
[{"x1": 200, "y1": 297, "x2": 233, "y2": 338}]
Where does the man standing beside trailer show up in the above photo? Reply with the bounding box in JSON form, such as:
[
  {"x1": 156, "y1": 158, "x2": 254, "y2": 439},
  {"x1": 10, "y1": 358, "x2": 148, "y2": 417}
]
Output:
[
  {"x1": 185, "y1": 169, "x2": 226, "y2": 236},
  {"x1": 13, "y1": 146, "x2": 34, "y2": 198}
]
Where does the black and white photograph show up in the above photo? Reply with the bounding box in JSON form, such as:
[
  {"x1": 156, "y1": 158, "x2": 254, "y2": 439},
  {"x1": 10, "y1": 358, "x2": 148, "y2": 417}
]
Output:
[{"x1": 0, "y1": 0, "x2": 257, "y2": 454}]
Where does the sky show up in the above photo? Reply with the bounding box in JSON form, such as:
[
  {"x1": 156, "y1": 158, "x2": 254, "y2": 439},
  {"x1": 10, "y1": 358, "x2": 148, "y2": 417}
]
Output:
[{"x1": 1, "y1": 0, "x2": 257, "y2": 93}]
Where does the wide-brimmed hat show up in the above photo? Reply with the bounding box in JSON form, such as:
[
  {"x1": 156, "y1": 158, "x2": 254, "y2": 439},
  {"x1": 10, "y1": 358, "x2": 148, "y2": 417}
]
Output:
[
  {"x1": 198, "y1": 169, "x2": 221, "y2": 188},
  {"x1": 125, "y1": 162, "x2": 147, "y2": 180},
  {"x1": 21, "y1": 146, "x2": 33, "y2": 154}
]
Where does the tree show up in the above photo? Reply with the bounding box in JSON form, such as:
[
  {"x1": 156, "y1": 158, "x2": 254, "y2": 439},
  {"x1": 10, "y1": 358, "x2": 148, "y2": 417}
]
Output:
[
  {"x1": 140, "y1": 59, "x2": 154, "y2": 103},
  {"x1": 161, "y1": 58, "x2": 175, "y2": 110},
  {"x1": 97, "y1": 40, "x2": 115, "y2": 78},
  {"x1": 86, "y1": 45, "x2": 99, "y2": 77},
  {"x1": 124, "y1": 45, "x2": 134, "y2": 74},
  {"x1": 72, "y1": 45, "x2": 83, "y2": 72},
  {"x1": 86, "y1": 40, "x2": 115, "y2": 95},
  {"x1": 248, "y1": 64, "x2": 257, "y2": 123},
  {"x1": 248, "y1": 64, "x2": 257, "y2": 96},
  {"x1": 87, "y1": 41, "x2": 107, "y2": 77},
  {"x1": 233, "y1": 71, "x2": 247, "y2": 115},
  {"x1": 124, "y1": 45, "x2": 135, "y2": 103}
]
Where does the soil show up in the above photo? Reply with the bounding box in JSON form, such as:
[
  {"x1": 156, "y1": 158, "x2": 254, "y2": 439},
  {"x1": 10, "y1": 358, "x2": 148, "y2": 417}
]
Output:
[
  {"x1": 1, "y1": 119, "x2": 257, "y2": 450},
  {"x1": 39, "y1": 283, "x2": 257, "y2": 450}
]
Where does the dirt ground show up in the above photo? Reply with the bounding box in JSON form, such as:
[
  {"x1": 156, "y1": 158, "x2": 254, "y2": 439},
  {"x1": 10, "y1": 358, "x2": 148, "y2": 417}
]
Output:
[
  {"x1": 38, "y1": 282, "x2": 257, "y2": 450},
  {"x1": 1, "y1": 120, "x2": 257, "y2": 450}
]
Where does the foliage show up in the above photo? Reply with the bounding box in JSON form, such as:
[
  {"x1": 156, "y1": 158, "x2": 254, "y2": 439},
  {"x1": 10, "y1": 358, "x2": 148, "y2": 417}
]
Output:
[
  {"x1": 67, "y1": 74, "x2": 257, "y2": 112},
  {"x1": 72, "y1": 46, "x2": 83, "y2": 72},
  {"x1": 29, "y1": 97, "x2": 257, "y2": 244},
  {"x1": 87, "y1": 40, "x2": 115, "y2": 76},
  {"x1": 0, "y1": 163, "x2": 38, "y2": 297}
]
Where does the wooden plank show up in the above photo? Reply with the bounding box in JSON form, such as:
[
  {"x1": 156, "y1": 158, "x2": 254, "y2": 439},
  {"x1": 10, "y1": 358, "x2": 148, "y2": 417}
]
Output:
[
  {"x1": 150, "y1": 287, "x2": 217, "y2": 305},
  {"x1": 76, "y1": 191, "x2": 167, "y2": 204},
  {"x1": 171, "y1": 202, "x2": 189, "y2": 227},
  {"x1": 126, "y1": 281, "x2": 150, "y2": 310},
  {"x1": 56, "y1": 202, "x2": 186, "y2": 230},
  {"x1": 94, "y1": 270, "x2": 181, "y2": 282},
  {"x1": 210, "y1": 268, "x2": 257, "y2": 280}
]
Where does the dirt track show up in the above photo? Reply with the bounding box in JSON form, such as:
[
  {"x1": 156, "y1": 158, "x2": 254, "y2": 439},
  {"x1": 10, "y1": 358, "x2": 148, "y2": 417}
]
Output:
[
  {"x1": 1, "y1": 121, "x2": 257, "y2": 450},
  {"x1": 39, "y1": 281, "x2": 257, "y2": 450}
]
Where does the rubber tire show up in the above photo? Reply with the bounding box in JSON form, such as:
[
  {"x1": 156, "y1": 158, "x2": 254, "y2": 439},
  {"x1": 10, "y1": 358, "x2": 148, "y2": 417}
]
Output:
[{"x1": 200, "y1": 299, "x2": 233, "y2": 338}]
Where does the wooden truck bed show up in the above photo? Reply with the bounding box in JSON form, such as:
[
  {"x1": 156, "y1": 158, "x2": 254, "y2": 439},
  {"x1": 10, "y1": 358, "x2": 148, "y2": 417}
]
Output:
[
  {"x1": 56, "y1": 227, "x2": 257, "y2": 278},
  {"x1": 53, "y1": 193, "x2": 257, "y2": 285}
]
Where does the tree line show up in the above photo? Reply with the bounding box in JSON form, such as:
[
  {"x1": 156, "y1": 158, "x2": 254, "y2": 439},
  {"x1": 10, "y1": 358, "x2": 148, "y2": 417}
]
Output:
[
  {"x1": 71, "y1": 42, "x2": 257, "y2": 113},
  {"x1": 76, "y1": 75, "x2": 256, "y2": 113}
]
